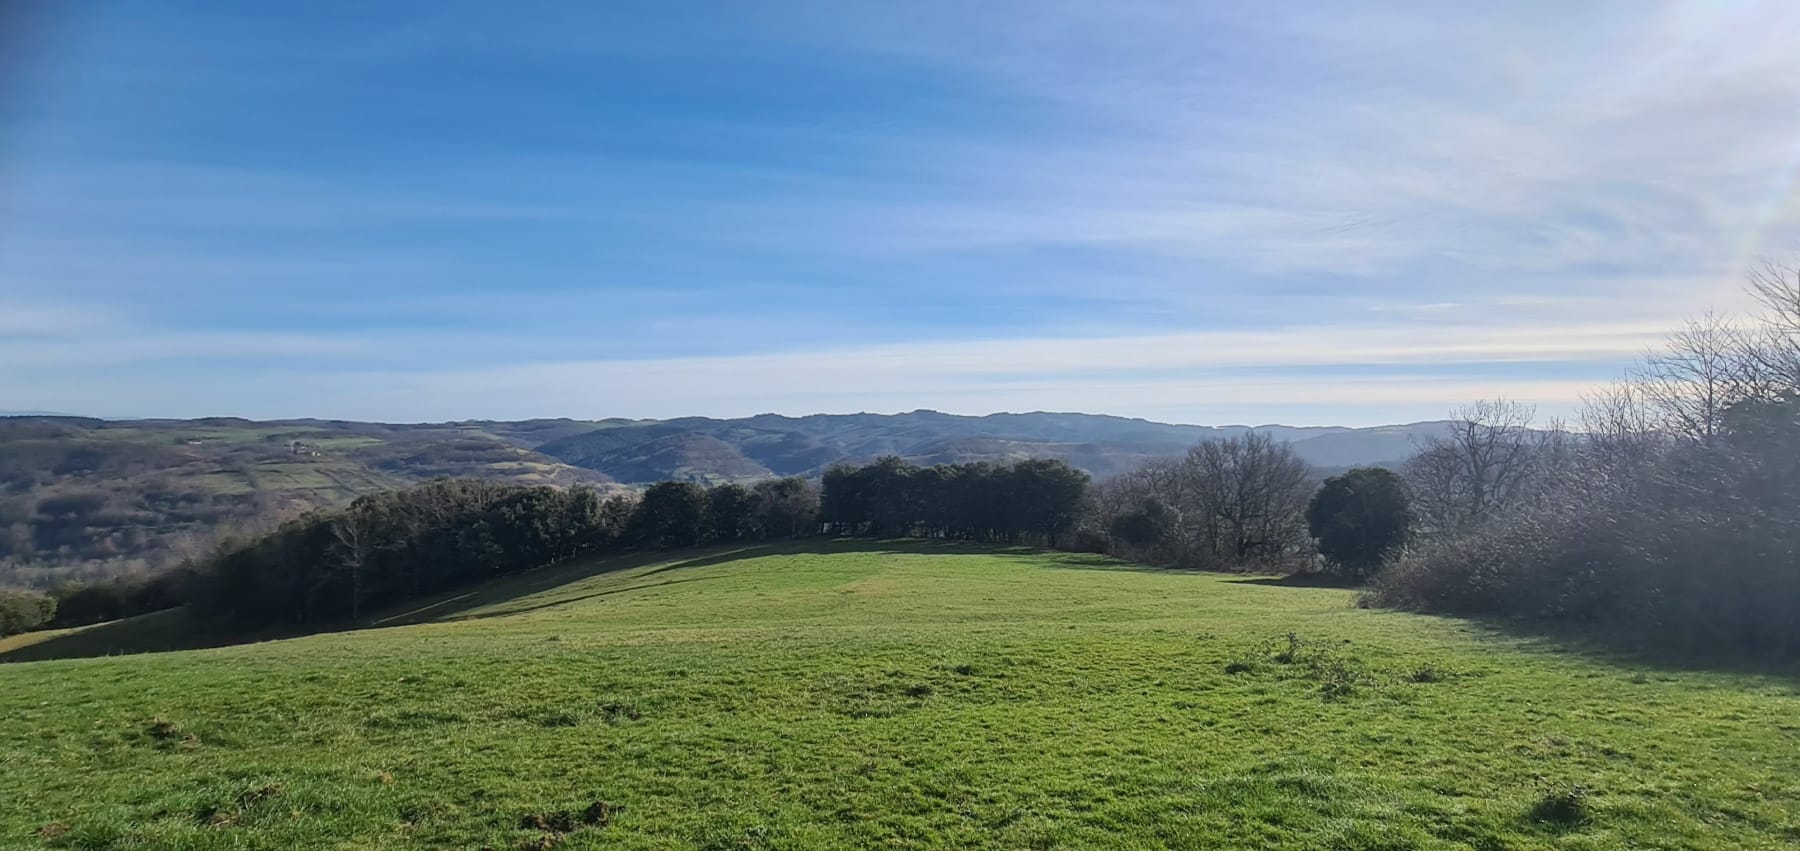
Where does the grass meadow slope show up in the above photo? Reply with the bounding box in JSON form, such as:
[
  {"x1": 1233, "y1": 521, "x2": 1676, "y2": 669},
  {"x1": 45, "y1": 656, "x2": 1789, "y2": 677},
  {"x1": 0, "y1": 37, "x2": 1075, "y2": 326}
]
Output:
[{"x1": 3, "y1": 542, "x2": 1798, "y2": 849}]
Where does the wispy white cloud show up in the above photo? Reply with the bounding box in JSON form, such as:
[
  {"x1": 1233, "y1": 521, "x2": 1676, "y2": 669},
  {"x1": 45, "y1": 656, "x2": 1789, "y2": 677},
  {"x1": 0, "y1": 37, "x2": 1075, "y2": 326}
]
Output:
[
  {"x1": 0, "y1": 301, "x2": 118, "y2": 337},
  {"x1": 757, "y1": 1, "x2": 1800, "y2": 286},
  {"x1": 3, "y1": 1, "x2": 1798, "y2": 421},
  {"x1": 0, "y1": 314, "x2": 1654, "y2": 423}
]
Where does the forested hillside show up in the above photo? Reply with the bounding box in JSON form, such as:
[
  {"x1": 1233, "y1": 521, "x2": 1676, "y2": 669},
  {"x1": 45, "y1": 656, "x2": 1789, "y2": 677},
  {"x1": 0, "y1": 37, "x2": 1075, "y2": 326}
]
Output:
[
  {"x1": 0, "y1": 418, "x2": 614, "y2": 588},
  {"x1": 0, "y1": 411, "x2": 1449, "y2": 586}
]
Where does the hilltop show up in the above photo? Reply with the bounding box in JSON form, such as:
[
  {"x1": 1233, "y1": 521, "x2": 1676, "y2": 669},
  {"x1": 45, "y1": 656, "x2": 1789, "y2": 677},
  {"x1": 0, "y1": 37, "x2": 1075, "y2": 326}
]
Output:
[{"x1": 2, "y1": 542, "x2": 1795, "y2": 848}]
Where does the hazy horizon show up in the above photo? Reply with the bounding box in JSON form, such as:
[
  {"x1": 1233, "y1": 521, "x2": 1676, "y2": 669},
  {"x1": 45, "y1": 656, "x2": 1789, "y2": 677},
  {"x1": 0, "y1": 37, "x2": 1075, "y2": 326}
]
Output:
[{"x1": 0, "y1": 406, "x2": 1451, "y2": 432}]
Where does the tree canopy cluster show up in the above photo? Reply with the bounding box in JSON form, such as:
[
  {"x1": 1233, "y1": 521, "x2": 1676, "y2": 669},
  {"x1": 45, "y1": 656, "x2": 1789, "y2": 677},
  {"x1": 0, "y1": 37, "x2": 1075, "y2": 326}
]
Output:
[
  {"x1": 820, "y1": 457, "x2": 1090, "y2": 544},
  {"x1": 35, "y1": 476, "x2": 817, "y2": 629},
  {"x1": 0, "y1": 588, "x2": 55, "y2": 636}
]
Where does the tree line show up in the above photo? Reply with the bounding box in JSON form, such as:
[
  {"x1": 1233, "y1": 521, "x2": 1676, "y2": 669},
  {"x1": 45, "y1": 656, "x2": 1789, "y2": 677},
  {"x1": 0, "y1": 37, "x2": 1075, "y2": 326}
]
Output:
[
  {"x1": 2, "y1": 437, "x2": 1402, "y2": 636},
  {"x1": 17, "y1": 457, "x2": 1096, "y2": 631},
  {"x1": 820, "y1": 457, "x2": 1091, "y2": 544},
  {"x1": 193, "y1": 476, "x2": 830, "y2": 627},
  {"x1": 20, "y1": 476, "x2": 816, "y2": 630}
]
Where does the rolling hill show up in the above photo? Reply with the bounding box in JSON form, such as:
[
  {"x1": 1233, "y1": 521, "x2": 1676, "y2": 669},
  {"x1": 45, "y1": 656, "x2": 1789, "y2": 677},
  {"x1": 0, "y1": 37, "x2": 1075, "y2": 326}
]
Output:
[
  {"x1": 532, "y1": 411, "x2": 1454, "y2": 482},
  {"x1": 1, "y1": 542, "x2": 1794, "y2": 848},
  {"x1": 0, "y1": 411, "x2": 1451, "y2": 586},
  {"x1": 0, "y1": 417, "x2": 617, "y2": 587}
]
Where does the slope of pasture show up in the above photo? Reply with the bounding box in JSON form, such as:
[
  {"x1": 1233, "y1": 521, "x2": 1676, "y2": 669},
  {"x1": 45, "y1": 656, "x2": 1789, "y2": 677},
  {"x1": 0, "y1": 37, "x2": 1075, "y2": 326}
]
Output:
[{"x1": 2, "y1": 543, "x2": 1798, "y2": 849}]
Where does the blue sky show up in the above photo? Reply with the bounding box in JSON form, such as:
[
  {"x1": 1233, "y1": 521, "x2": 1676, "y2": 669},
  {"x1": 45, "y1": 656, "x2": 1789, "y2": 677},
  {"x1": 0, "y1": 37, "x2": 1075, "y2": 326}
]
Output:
[{"x1": 4, "y1": 1, "x2": 1799, "y2": 425}]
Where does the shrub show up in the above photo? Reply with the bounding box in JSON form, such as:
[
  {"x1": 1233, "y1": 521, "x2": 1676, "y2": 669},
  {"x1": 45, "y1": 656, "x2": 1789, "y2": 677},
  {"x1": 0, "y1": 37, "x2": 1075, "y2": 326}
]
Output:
[
  {"x1": 1367, "y1": 397, "x2": 1800, "y2": 659},
  {"x1": 1363, "y1": 264, "x2": 1800, "y2": 662},
  {"x1": 0, "y1": 588, "x2": 56, "y2": 635},
  {"x1": 1107, "y1": 501, "x2": 1172, "y2": 550},
  {"x1": 1306, "y1": 467, "x2": 1412, "y2": 579},
  {"x1": 1058, "y1": 525, "x2": 1110, "y2": 554}
]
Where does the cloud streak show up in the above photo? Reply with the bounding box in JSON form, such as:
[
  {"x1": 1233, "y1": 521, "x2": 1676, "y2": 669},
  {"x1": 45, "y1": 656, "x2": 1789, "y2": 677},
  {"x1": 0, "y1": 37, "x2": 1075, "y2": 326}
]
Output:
[
  {"x1": 2, "y1": 315, "x2": 1653, "y2": 423},
  {"x1": 2, "y1": 1, "x2": 1797, "y2": 422}
]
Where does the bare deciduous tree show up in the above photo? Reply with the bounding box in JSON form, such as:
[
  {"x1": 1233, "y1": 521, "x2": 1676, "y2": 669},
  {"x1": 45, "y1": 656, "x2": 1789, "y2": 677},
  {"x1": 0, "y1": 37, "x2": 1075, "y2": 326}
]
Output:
[
  {"x1": 1632, "y1": 312, "x2": 1746, "y2": 444},
  {"x1": 1095, "y1": 433, "x2": 1313, "y2": 570},
  {"x1": 1182, "y1": 432, "x2": 1312, "y2": 565},
  {"x1": 328, "y1": 509, "x2": 371, "y2": 621},
  {"x1": 1405, "y1": 399, "x2": 1545, "y2": 534},
  {"x1": 1579, "y1": 382, "x2": 1666, "y2": 477},
  {"x1": 1743, "y1": 261, "x2": 1800, "y2": 396}
]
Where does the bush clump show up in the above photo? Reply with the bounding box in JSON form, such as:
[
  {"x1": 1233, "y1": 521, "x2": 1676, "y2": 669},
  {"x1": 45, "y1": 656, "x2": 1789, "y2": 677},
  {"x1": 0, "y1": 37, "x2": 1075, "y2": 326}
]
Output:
[
  {"x1": 0, "y1": 588, "x2": 56, "y2": 636},
  {"x1": 1363, "y1": 268, "x2": 1800, "y2": 662}
]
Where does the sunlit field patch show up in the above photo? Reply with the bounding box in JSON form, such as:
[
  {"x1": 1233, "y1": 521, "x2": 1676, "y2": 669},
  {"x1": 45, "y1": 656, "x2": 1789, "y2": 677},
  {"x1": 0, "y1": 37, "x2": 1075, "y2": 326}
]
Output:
[{"x1": 4, "y1": 542, "x2": 1798, "y2": 849}]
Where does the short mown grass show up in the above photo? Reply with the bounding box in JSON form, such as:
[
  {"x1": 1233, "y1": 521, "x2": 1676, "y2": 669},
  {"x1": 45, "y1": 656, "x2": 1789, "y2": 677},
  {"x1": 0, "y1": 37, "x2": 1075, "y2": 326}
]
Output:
[{"x1": 3, "y1": 541, "x2": 1799, "y2": 849}]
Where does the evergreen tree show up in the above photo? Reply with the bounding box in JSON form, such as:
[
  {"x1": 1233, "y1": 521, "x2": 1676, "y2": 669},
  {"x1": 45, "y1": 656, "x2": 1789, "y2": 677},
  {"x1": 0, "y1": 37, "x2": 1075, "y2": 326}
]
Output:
[{"x1": 1306, "y1": 467, "x2": 1412, "y2": 578}]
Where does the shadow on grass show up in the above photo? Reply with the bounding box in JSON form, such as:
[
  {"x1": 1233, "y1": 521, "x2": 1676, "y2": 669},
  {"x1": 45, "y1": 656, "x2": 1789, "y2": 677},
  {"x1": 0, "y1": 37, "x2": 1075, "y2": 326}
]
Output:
[
  {"x1": 0, "y1": 538, "x2": 1087, "y2": 664},
  {"x1": 419, "y1": 574, "x2": 730, "y2": 625},
  {"x1": 17, "y1": 537, "x2": 1784, "y2": 683},
  {"x1": 844, "y1": 539, "x2": 1187, "y2": 571},
  {"x1": 0, "y1": 545, "x2": 750, "y2": 664},
  {"x1": 882, "y1": 541, "x2": 1800, "y2": 683},
  {"x1": 1432, "y1": 611, "x2": 1800, "y2": 685},
  {"x1": 0, "y1": 608, "x2": 319, "y2": 664},
  {"x1": 1232, "y1": 572, "x2": 1364, "y2": 589},
  {"x1": 370, "y1": 548, "x2": 702, "y2": 626}
]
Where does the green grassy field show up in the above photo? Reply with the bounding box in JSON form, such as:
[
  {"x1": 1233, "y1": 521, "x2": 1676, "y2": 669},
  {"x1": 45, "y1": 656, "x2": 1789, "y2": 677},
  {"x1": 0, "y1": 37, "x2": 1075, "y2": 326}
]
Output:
[{"x1": 3, "y1": 543, "x2": 1798, "y2": 849}]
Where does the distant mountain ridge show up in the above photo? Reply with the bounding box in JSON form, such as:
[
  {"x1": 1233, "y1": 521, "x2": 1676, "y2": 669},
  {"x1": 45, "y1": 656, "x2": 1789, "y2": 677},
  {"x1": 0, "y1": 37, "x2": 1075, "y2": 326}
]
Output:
[{"x1": 529, "y1": 410, "x2": 1453, "y2": 483}]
